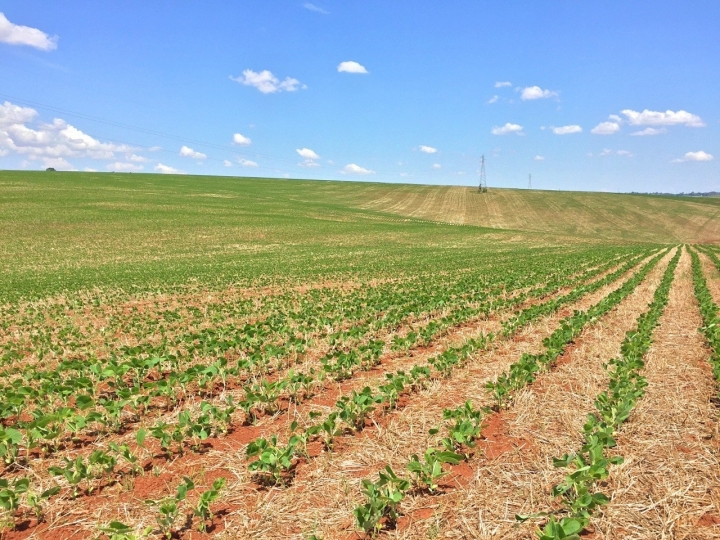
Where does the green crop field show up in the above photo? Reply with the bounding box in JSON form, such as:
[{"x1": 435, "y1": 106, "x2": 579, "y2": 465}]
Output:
[{"x1": 1, "y1": 170, "x2": 720, "y2": 539}]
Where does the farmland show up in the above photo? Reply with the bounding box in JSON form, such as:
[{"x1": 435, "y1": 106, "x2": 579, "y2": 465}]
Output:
[{"x1": 1, "y1": 171, "x2": 720, "y2": 539}]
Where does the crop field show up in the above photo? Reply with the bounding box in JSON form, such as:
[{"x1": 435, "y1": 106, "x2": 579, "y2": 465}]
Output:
[{"x1": 1, "y1": 171, "x2": 720, "y2": 539}]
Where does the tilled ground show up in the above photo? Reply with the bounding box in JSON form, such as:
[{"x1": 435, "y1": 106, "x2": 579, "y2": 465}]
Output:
[
  {"x1": 1, "y1": 255, "x2": 653, "y2": 540},
  {"x1": 7, "y1": 247, "x2": 720, "y2": 540},
  {"x1": 193, "y1": 253, "x2": 673, "y2": 539},
  {"x1": 592, "y1": 249, "x2": 720, "y2": 539},
  {"x1": 389, "y1": 248, "x2": 675, "y2": 539}
]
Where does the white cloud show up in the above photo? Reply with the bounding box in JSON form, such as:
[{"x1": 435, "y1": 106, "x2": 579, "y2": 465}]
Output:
[
  {"x1": 238, "y1": 158, "x2": 258, "y2": 167},
  {"x1": 491, "y1": 122, "x2": 523, "y2": 135},
  {"x1": 42, "y1": 157, "x2": 74, "y2": 170},
  {"x1": 520, "y1": 86, "x2": 558, "y2": 100},
  {"x1": 595, "y1": 149, "x2": 633, "y2": 157},
  {"x1": 107, "y1": 162, "x2": 143, "y2": 172},
  {"x1": 303, "y1": 2, "x2": 329, "y2": 14},
  {"x1": 534, "y1": 155, "x2": 545, "y2": 161},
  {"x1": 233, "y1": 133, "x2": 252, "y2": 146},
  {"x1": 621, "y1": 109, "x2": 704, "y2": 127},
  {"x1": 552, "y1": 125, "x2": 582, "y2": 135},
  {"x1": 419, "y1": 145, "x2": 437, "y2": 154},
  {"x1": 343, "y1": 163, "x2": 375, "y2": 175},
  {"x1": 630, "y1": 127, "x2": 667, "y2": 136},
  {"x1": 0, "y1": 12, "x2": 57, "y2": 51},
  {"x1": 230, "y1": 69, "x2": 304, "y2": 94},
  {"x1": 128, "y1": 154, "x2": 148, "y2": 162},
  {"x1": 154, "y1": 163, "x2": 186, "y2": 174},
  {"x1": 609, "y1": 114, "x2": 622, "y2": 122},
  {"x1": 0, "y1": 101, "x2": 37, "y2": 126},
  {"x1": 495, "y1": 81, "x2": 512, "y2": 88},
  {"x1": 673, "y1": 151, "x2": 714, "y2": 163},
  {"x1": 296, "y1": 148, "x2": 320, "y2": 159},
  {"x1": 338, "y1": 61, "x2": 368, "y2": 74},
  {"x1": 223, "y1": 160, "x2": 233, "y2": 167},
  {"x1": 84, "y1": 167, "x2": 97, "y2": 172},
  {"x1": 591, "y1": 121, "x2": 620, "y2": 135},
  {"x1": 0, "y1": 102, "x2": 135, "y2": 161},
  {"x1": 487, "y1": 95, "x2": 499, "y2": 104},
  {"x1": 179, "y1": 145, "x2": 206, "y2": 160},
  {"x1": 432, "y1": 163, "x2": 441, "y2": 169},
  {"x1": 299, "y1": 159, "x2": 320, "y2": 167}
]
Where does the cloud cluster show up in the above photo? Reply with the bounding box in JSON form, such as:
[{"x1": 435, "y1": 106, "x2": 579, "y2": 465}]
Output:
[
  {"x1": 419, "y1": 145, "x2": 437, "y2": 154},
  {"x1": 520, "y1": 86, "x2": 558, "y2": 100},
  {"x1": 591, "y1": 121, "x2": 620, "y2": 135},
  {"x1": 494, "y1": 81, "x2": 512, "y2": 88},
  {"x1": 589, "y1": 109, "x2": 703, "y2": 137},
  {"x1": 343, "y1": 163, "x2": 374, "y2": 175},
  {"x1": 338, "y1": 61, "x2": 368, "y2": 74},
  {"x1": 237, "y1": 158, "x2": 258, "y2": 167},
  {"x1": 297, "y1": 147, "x2": 320, "y2": 167},
  {"x1": 303, "y1": 3, "x2": 329, "y2": 14},
  {"x1": 0, "y1": 101, "x2": 137, "y2": 166},
  {"x1": 590, "y1": 149, "x2": 633, "y2": 158},
  {"x1": 672, "y1": 151, "x2": 713, "y2": 163},
  {"x1": 107, "y1": 162, "x2": 143, "y2": 172},
  {"x1": 179, "y1": 145, "x2": 206, "y2": 160},
  {"x1": 552, "y1": 125, "x2": 582, "y2": 135},
  {"x1": 621, "y1": 109, "x2": 704, "y2": 127},
  {"x1": 630, "y1": 127, "x2": 666, "y2": 136},
  {"x1": 233, "y1": 133, "x2": 251, "y2": 146},
  {"x1": 0, "y1": 12, "x2": 57, "y2": 51},
  {"x1": 230, "y1": 69, "x2": 304, "y2": 94},
  {"x1": 155, "y1": 163, "x2": 185, "y2": 174},
  {"x1": 491, "y1": 123, "x2": 523, "y2": 135}
]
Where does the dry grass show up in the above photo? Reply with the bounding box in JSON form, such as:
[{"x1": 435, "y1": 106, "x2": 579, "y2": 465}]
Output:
[
  {"x1": 592, "y1": 248, "x2": 720, "y2": 539},
  {"x1": 197, "y1": 253, "x2": 672, "y2": 538},
  {"x1": 393, "y1": 249, "x2": 675, "y2": 539}
]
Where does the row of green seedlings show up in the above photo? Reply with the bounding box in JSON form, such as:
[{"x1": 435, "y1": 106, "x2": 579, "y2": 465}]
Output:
[
  {"x1": 391, "y1": 251, "x2": 645, "y2": 352},
  {"x1": 0, "y1": 254, "x2": 643, "y2": 491},
  {"x1": 0, "y1": 245, "x2": 627, "y2": 372},
  {"x1": 527, "y1": 247, "x2": 680, "y2": 540},
  {"x1": 350, "y1": 249, "x2": 667, "y2": 536},
  {"x1": 354, "y1": 401, "x2": 486, "y2": 536},
  {"x1": 486, "y1": 250, "x2": 665, "y2": 408},
  {"x1": 0, "y1": 258, "x2": 566, "y2": 458},
  {"x1": 0, "y1": 245, "x2": 638, "y2": 415},
  {"x1": 0, "y1": 252, "x2": 521, "y2": 407},
  {"x1": 0, "y1": 402, "x2": 233, "y2": 532},
  {"x1": 51, "y1": 251, "x2": 634, "y2": 489},
  {"x1": 501, "y1": 251, "x2": 654, "y2": 336},
  {"x1": 689, "y1": 248, "x2": 720, "y2": 387},
  {"x1": 0, "y1": 252, "x2": 643, "y2": 530},
  {"x1": 244, "y1": 252, "x2": 656, "y2": 490},
  {"x1": 245, "y1": 336, "x2": 490, "y2": 486},
  {"x1": 0, "y1": 249, "x2": 648, "y2": 514},
  {"x1": 0, "y1": 251, "x2": 625, "y2": 519},
  {"x1": 99, "y1": 475, "x2": 226, "y2": 539},
  {"x1": 0, "y1": 456, "x2": 226, "y2": 536},
  {"x1": 0, "y1": 251, "x2": 631, "y2": 472}
]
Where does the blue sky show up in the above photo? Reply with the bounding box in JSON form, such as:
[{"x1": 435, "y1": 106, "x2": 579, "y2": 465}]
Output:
[{"x1": 1, "y1": 1, "x2": 718, "y2": 192}]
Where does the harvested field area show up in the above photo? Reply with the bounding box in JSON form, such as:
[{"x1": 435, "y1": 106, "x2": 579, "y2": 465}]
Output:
[{"x1": 1, "y1": 172, "x2": 719, "y2": 540}]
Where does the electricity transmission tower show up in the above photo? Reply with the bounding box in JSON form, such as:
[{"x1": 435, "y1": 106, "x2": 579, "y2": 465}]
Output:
[{"x1": 478, "y1": 155, "x2": 487, "y2": 193}]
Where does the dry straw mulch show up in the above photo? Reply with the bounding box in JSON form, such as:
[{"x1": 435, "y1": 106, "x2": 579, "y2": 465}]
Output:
[{"x1": 592, "y1": 248, "x2": 720, "y2": 539}]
